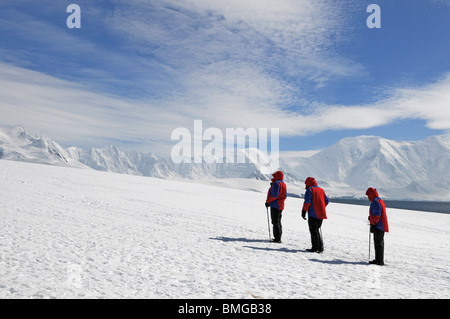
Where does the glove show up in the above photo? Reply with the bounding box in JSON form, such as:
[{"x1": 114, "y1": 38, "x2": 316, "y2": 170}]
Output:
[
  {"x1": 370, "y1": 225, "x2": 377, "y2": 233},
  {"x1": 301, "y1": 210, "x2": 307, "y2": 220},
  {"x1": 265, "y1": 202, "x2": 270, "y2": 208}
]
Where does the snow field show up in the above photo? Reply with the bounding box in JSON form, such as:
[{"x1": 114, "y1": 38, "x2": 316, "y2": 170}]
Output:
[{"x1": 0, "y1": 160, "x2": 449, "y2": 298}]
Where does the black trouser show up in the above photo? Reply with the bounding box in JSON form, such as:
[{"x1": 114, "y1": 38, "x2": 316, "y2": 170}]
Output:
[
  {"x1": 270, "y1": 207, "x2": 283, "y2": 241},
  {"x1": 308, "y1": 217, "x2": 324, "y2": 252},
  {"x1": 373, "y1": 229, "x2": 385, "y2": 263}
]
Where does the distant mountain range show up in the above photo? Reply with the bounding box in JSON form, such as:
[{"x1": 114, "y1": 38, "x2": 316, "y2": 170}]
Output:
[
  {"x1": 1, "y1": 125, "x2": 449, "y2": 201},
  {"x1": 0, "y1": 125, "x2": 273, "y2": 180},
  {"x1": 282, "y1": 134, "x2": 450, "y2": 201}
]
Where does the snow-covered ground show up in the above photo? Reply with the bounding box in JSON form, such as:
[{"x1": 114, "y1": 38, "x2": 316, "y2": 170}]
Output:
[{"x1": 1, "y1": 159, "x2": 449, "y2": 299}]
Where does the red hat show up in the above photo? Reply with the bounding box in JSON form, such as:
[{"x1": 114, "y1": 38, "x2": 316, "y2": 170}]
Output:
[
  {"x1": 365, "y1": 187, "x2": 379, "y2": 202},
  {"x1": 305, "y1": 177, "x2": 318, "y2": 188},
  {"x1": 272, "y1": 171, "x2": 284, "y2": 181}
]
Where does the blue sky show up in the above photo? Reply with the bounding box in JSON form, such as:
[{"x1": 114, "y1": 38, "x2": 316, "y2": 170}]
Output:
[{"x1": 0, "y1": 0, "x2": 449, "y2": 154}]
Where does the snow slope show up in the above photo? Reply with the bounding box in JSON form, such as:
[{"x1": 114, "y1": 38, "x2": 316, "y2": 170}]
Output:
[{"x1": 1, "y1": 160, "x2": 449, "y2": 298}]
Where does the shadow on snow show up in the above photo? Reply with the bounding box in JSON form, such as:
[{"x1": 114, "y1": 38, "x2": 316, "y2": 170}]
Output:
[
  {"x1": 243, "y1": 245, "x2": 305, "y2": 253},
  {"x1": 210, "y1": 237, "x2": 304, "y2": 253},
  {"x1": 210, "y1": 237, "x2": 368, "y2": 265},
  {"x1": 309, "y1": 258, "x2": 368, "y2": 266},
  {"x1": 209, "y1": 236, "x2": 270, "y2": 243}
]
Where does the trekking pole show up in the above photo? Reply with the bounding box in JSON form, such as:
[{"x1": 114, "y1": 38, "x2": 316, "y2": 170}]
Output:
[
  {"x1": 367, "y1": 216, "x2": 371, "y2": 261},
  {"x1": 266, "y1": 207, "x2": 271, "y2": 241},
  {"x1": 319, "y1": 226, "x2": 324, "y2": 250}
]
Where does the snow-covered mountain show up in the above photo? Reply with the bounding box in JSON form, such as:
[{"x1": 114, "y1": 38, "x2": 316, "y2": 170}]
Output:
[
  {"x1": 1, "y1": 125, "x2": 449, "y2": 200},
  {"x1": 0, "y1": 126, "x2": 86, "y2": 168},
  {"x1": 281, "y1": 134, "x2": 450, "y2": 200},
  {"x1": 0, "y1": 125, "x2": 274, "y2": 181}
]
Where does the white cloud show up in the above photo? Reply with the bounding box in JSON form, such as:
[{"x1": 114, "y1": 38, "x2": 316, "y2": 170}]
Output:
[
  {"x1": 91, "y1": 0, "x2": 364, "y2": 128},
  {"x1": 0, "y1": 63, "x2": 183, "y2": 153},
  {"x1": 388, "y1": 74, "x2": 450, "y2": 130},
  {"x1": 278, "y1": 74, "x2": 450, "y2": 135},
  {"x1": 2, "y1": 61, "x2": 448, "y2": 155},
  {"x1": 108, "y1": 0, "x2": 357, "y2": 77},
  {"x1": 1, "y1": 1, "x2": 448, "y2": 154}
]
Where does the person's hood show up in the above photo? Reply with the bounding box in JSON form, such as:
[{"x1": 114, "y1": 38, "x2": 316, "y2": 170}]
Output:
[
  {"x1": 365, "y1": 187, "x2": 379, "y2": 202},
  {"x1": 304, "y1": 177, "x2": 318, "y2": 188},
  {"x1": 272, "y1": 171, "x2": 284, "y2": 181}
]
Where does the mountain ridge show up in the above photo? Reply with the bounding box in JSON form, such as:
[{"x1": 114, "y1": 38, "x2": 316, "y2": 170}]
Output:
[{"x1": 1, "y1": 124, "x2": 449, "y2": 201}]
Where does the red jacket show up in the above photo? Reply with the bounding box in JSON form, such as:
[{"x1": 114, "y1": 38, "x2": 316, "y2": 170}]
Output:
[
  {"x1": 302, "y1": 177, "x2": 328, "y2": 219},
  {"x1": 266, "y1": 171, "x2": 287, "y2": 210},
  {"x1": 366, "y1": 188, "x2": 389, "y2": 232}
]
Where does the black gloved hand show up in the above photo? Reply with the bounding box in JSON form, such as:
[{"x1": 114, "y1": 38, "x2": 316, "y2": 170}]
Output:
[
  {"x1": 265, "y1": 202, "x2": 270, "y2": 208},
  {"x1": 370, "y1": 225, "x2": 376, "y2": 233},
  {"x1": 301, "y1": 210, "x2": 307, "y2": 220}
]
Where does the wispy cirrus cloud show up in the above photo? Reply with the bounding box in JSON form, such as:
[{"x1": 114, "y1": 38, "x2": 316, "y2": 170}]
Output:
[
  {"x1": 107, "y1": 0, "x2": 361, "y2": 81},
  {"x1": 0, "y1": 62, "x2": 181, "y2": 152},
  {"x1": 96, "y1": 0, "x2": 366, "y2": 127},
  {"x1": 2, "y1": 60, "x2": 449, "y2": 156}
]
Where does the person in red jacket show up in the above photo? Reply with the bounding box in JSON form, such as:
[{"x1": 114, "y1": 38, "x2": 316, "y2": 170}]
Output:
[
  {"x1": 366, "y1": 187, "x2": 389, "y2": 266},
  {"x1": 265, "y1": 171, "x2": 287, "y2": 243},
  {"x1": 301, "y1": 177, "x2": 329, "y2": 253}
]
